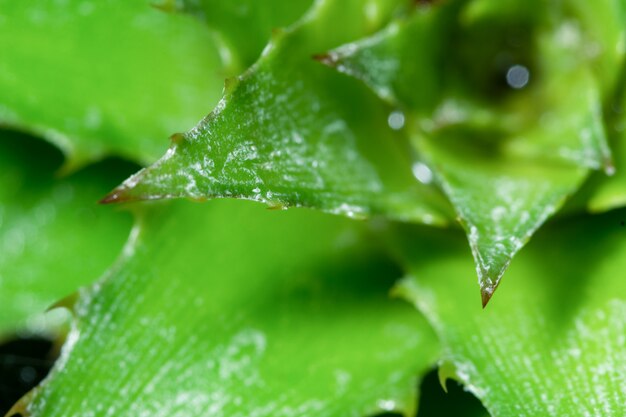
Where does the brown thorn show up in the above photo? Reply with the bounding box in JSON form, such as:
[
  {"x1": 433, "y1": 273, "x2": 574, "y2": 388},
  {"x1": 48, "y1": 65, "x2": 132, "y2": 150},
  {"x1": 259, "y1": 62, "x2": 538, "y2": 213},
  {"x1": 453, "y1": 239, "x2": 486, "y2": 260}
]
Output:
[
  {"x1": 169, "y1": 132, "x2": 185, "y2": 144},
  {"x1": 99, "y1": 190, "x2": 130, "y2": 205},
  {"x1": 312, "y1": 53, "x2": 335, "y2": 66},
  {"x1": 47, "y1": 293, "x2": 79, "y2": 313},
  {"x1": 481, "y1": 287, "x2": 493, "y2": 309}
]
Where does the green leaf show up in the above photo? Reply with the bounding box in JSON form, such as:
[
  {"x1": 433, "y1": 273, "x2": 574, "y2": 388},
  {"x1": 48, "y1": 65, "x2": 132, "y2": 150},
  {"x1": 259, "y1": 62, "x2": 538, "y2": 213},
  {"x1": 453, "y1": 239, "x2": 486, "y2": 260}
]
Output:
[
  {"x1": 565, "y1": 0, "x2": 626, "y2": 96},
  {"x1": 172, "y1": 0, "x2": 315, "y2": 72},
  {"x1": 583, "y1": 65, "x2": 626, "y2": 213},
  {"x1": 323, "y1": 2, "x2": 611, "y2": 304},
  {"x1": 314, "y1": 3, "x2": 455, "y2": 111},
  {"x1": 0, "y1": 131, "x2": 132, "y2": 338},
  {"x1": 20, "y1": 199, "x2": 439, "y2": 417},
  {"x1": 101, "y1": 0, "x2": 453, "y2": 226},
  {"x1": 0, "y1": 0, "x2": 225, "y2": 167},
  {"x1": 419, "y1": 134, "x2": 588, "y2": 306},
  {"x1": 587, "y1": 131, "x2": 626, "y2": 212},
  {"x1": 393, "y1": 209, "x2": 626, "y2": 416}
]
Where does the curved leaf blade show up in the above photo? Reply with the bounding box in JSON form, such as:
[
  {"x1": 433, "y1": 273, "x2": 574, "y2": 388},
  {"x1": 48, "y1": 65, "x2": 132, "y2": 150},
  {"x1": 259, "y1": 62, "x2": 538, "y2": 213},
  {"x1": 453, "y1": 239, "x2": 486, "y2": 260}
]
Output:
[
  {"x1": 393, "y1": 210, "x2": 626, "y2": 416},
  {"x1": 23, "y1": 200, "x2": 439, "y2": 417},
  {"x1": 0, "y1": 131, "x2": 132, "y2": 338},
  {"x1": 0, "y1": 0, "x2": 225, "y2": 166},
  {"x1": 102, "y1": 0, "x2": 453, "y2": 226},
  {"x1": 323, "y1": 2, "x2": 612, "y2": 303},
  {"x1": 174, "y1": 0, "x2": 315, "y2": 71}
]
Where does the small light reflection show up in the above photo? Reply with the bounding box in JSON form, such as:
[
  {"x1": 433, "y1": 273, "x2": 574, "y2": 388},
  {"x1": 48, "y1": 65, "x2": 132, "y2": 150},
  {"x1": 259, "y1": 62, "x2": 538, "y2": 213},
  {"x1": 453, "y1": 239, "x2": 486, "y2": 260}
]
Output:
[
  {"x1": 412, "y1": 162, "x2": 433, "y2": 184},
  {"x1": 387, "y1": 110, "x2": 405, "y2": 130},
  {"x1": 506, "y1": 65, "x2": 530, "y2": 89}
]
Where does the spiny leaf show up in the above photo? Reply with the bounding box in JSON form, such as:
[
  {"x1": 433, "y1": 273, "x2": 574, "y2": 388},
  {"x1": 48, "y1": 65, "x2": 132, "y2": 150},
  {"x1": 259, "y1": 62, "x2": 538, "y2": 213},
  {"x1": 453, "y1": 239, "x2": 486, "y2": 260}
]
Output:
[
  {"x1": 323, "y1": 1, "x2": 612, "y2": 304},
  {"x1": 23, "y1": 199, "x2": 439, "y2": 417},
  {"x1": 393, "y1": 209, "x2": 626, "y2": 416},
  {"x1": 419, "y1": 136, "x2": 588, "y2": 306},
  {"x1": 0, "y1": 131, "x2": 132, "y2": 338},
  {"x1": 0, "y1": 0, "x2": 224, "y2": 167},
  {"x1": 102, "y1": 0, "x2": 454, "y2": 226}
]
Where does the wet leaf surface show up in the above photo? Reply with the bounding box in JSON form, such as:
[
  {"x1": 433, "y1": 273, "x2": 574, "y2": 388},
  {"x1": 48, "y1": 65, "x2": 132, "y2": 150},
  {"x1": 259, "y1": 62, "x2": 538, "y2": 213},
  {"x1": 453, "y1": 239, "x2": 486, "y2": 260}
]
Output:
[
  {"x1": 323, "y1": 1, "x2": 613, "y2": 303},
  {"x1": 103, "y1": 0, "x2": 453, "y2": 226}
]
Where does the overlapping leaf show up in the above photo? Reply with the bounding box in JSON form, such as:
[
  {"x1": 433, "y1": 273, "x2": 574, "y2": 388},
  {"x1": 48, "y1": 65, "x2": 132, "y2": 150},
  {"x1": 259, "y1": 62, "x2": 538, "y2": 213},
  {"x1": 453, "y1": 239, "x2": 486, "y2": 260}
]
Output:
[
  {"x1": 3, "y1": 1, "x2": 626, "y2": 416},
  {"x1": 0, "y1": 0, "x2": 224, "y2": 167},
  {"x1": 323, "y1": 1, "x2": 615, "y2": 304},
  {"x1": 15, "y1": 200, "x2": 439, "y2": 417},
  {"x1": 393, "y1": 209, "x2": 626, "y2": 416},
  {"x1": 565, "y1": 0, "x2": 626, "y2": 96},
  {"x1": 0, "y1": 131, "x2": 132, "y2": 338},
  {"x1": 102, "y1": 0, "x2": 453, "y2": 226},
  {"x1": 547, "y1": 0, "x2": 626, "y2": 214},
  {"x1": 583, "y1": 67, "x2": 626, "y2": 213},
  {"x1": 588, "y1": 133, "x2": 626, "y2": 212},
  {"x1": 171, "y1": 0, "x2": 315, "y2": 71}
]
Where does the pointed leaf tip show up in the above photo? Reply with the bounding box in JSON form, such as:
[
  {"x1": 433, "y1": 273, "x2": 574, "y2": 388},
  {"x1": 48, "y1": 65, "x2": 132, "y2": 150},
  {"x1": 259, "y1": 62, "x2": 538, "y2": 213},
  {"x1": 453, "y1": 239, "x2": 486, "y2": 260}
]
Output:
[
  {"x1": 99, "y1": 191, "x2": 123, "y2": 204},
  {"x1": 437, "y1": 361, "x2": 457, "y2": 393},
  {"x1": 6, "y1": 390, "x2": 34, "y2": 417},
  {"x1": 312, "y1": 52, "x2": 336, "y2": 66},
  {"x1": 605, "y1": 159, "x2": 616, "y2": 176},
  {"x1": 479, "y1": 265, "x2": 502, "y2": 308},
  {"x1": 99, "y1": 187, "x2": 136, "y2": 205},
  {"x1": 169, "y1": 132, "x2": 185, "y2": 144},
  {"x1": 47, "y1": 292, "x2": 79, "y2": 313},
  {"x1": 481, "y1": 286, "x2": 494, "y2": 308},
  {"x1": 99, "y1": 169, "x2": 149, "y2": 205}
]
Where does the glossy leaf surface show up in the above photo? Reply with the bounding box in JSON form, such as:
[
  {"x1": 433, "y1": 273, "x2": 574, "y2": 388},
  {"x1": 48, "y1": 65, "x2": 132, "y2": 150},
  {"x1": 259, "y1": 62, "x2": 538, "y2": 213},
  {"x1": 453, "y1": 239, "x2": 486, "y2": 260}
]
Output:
[
  {"x1": 0, "y1": 132, "x2": 132, "y2": 338},
  {"x1": 324, "y1": 2, "x2": 612, "y2": 304},
  {"x1": 394, "y1": 210, "x2": 626, "y2": 416},
  {"x1": 21, "y1": 200, "x2": 439, "y2": 417},
  {"x1": 0, "y1": 0, "x2": 224, "y2": 167},
  {"x1": 103, "y1": 0, "x2": 453, "y2": 226}
]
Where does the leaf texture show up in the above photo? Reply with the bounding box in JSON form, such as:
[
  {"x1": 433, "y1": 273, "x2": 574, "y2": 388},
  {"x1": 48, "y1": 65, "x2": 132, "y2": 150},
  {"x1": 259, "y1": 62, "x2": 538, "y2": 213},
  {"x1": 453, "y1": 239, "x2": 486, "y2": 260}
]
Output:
[
  {"x1": 102, "y1": 0, "x2": 454, "y2": 226},
  {"x1": 20, "y1": 199, "x2": 439, "y2": 417},
  {"x1": 393, "y1": 209, "x2": 626, "y2": 416},
  {"x1": 322, "y1": 1, "x2": 615, "y2": 304}
]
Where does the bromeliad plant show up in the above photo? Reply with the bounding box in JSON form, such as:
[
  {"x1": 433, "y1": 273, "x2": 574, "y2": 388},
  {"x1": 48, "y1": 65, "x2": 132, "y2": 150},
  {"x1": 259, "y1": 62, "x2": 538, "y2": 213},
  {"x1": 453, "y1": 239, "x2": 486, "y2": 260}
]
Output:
[{"x1": 1, "y1": 0, "x2": 625, "y2": 416}]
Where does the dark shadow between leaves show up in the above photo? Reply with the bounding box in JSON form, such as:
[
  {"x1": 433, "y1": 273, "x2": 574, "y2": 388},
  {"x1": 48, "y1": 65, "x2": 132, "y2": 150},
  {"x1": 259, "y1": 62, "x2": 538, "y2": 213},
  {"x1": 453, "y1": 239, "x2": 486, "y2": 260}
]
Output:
[
  {"x1": 0, "y1": 336, "x2": 56, "y2": 416},
  {"x1": 369, "y1": 367, "x2": 488, "y2": 417}
]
